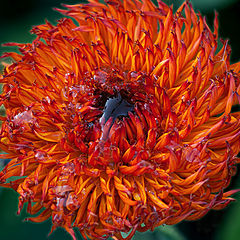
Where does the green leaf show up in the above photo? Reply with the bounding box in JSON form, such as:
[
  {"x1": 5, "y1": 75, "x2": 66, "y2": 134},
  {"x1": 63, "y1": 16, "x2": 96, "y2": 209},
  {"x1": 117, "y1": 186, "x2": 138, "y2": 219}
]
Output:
[
  {"x1": 133, "y1": 225, "x2": 186, "y2": 240},
  {"x1": 215, "y1": 175, "x2": 240, "y2": 240},
  {"x1": 190, "y1": 0, "x2": 238, "y2": 11}
]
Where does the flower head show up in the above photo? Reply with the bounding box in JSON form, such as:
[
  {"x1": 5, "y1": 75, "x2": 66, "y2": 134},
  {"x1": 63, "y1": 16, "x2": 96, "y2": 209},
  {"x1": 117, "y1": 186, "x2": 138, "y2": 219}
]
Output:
[{"x1": 0, "y1": 0, "x2": 240, "y2": 239}]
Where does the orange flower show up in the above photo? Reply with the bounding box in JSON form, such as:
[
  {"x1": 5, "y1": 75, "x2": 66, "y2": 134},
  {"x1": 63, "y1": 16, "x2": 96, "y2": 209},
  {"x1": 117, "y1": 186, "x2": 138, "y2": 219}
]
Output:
[{"x1": 0, "y1": 0, "x2": 240, "y2": 239}]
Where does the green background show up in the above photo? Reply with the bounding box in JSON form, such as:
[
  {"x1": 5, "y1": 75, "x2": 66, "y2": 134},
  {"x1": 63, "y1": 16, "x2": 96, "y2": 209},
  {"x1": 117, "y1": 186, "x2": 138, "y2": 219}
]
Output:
[{"x1": 0, "y1": 0, "x2": 240, "y2": 240}]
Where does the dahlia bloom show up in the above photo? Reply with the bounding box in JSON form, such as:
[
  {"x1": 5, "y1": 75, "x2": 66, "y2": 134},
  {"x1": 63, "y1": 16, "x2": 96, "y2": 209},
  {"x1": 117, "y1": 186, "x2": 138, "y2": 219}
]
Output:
[{"x1": 0, "y1": 0, "x2": 240, "y2": 239}]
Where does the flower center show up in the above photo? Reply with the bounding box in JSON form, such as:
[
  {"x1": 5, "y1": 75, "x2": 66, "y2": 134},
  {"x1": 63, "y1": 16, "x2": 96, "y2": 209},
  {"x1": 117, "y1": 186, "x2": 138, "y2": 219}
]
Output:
[
  {"x1": 99, "y1": 91, "x2": 135, "y2": 141},
  {"x1": 100, "y1": 92, "x2": 134, "y2": 125}
]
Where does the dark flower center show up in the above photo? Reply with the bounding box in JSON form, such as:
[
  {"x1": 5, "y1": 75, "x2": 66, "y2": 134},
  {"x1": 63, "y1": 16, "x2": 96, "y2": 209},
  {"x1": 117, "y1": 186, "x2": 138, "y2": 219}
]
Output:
[
  {"x1": 96, "y1": 90, "x2": 135, "y2": 141},
  {"x1": 100, "y1": 92, "x2": 134, "y2": 125}
]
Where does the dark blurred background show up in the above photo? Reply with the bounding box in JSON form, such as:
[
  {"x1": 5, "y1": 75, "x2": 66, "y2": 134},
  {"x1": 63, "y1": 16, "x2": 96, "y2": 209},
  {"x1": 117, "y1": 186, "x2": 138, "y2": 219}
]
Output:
[{"x1": 0, "y1": 0, "x2": 240, "y2": 240}]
